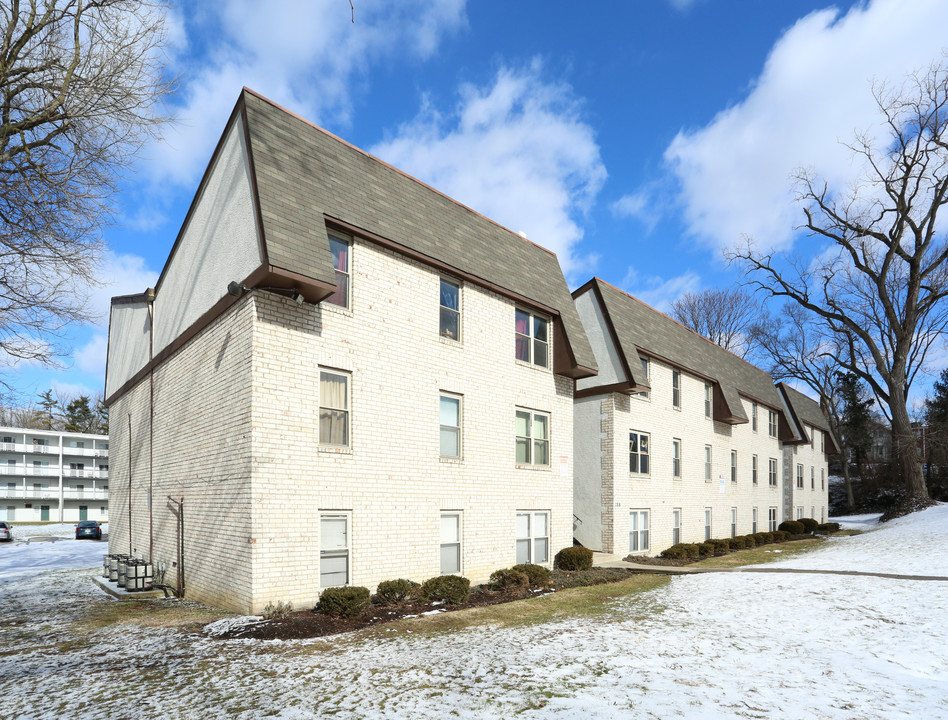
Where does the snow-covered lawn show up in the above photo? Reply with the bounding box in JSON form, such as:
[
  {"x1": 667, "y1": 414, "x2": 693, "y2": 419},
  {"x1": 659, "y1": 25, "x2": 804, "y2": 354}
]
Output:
[{"x1": 1, "y1": 511, "x2": 946, "y2": 719}]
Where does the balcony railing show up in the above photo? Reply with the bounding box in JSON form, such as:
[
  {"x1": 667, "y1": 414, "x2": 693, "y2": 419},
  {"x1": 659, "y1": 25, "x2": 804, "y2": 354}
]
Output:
[
  {"x1": 0, "y1": 488, "x2": 59, "y2": 500},
  {"x1": 0, "y1": 443, "x2": 108, "y2": 456},
  {"x1": 62, "y1": 488, "x2": 108, "y2": 500},
  {"x1": 0, "y1": 466, "x2": 108, "y2": 479}
]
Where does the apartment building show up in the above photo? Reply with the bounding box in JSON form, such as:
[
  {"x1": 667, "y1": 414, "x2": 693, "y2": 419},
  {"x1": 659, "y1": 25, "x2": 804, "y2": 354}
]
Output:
[
  {"x1": 571, "y1": 278, "x2": 830, "y2": 557},
  {"x1": 0, "y1": 427, "x2": 109, "y2": 523},
  {"x1": 104, "y1": 89, "x2": 597, "y2": 614}
]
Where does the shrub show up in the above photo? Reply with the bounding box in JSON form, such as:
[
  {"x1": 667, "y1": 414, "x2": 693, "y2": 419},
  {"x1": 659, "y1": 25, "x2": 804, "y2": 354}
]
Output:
[
  {"x1": 754, "y1": 532, "x2": 774, "y2": 545},
  {"x1": 778, "y1": 520, "x2": 805, "y2": 535},
  {"x1": 741, "y1": 534, "x2": 756, "y2": 548},
  {"x1": 488, "y1": 568, "x2": 530, "y2": 592},
  {"x1": 512, "y1": 563, "x2": 552, "y2": 587},
  {"x1": 660, "y1": 544, "x2": 691, "y2": 560},
  {"x1": 374, "y1": 579, "x2": 419, "y2": 605},
  {"x1": 817, "y1": 522, "x2": 841, "y2": 533},
  {"x1": 710, "y1": 539, "x2": 730, "y2": 554},
  {"x1": 697, "y1": 542, "x2": 715, "y2": 557},
  {"x1": 420, "y1": 575, "x2": 470, "y2": 605},
  {"x1": 798, "y1": 517, "x2": 819, "y2": 533},
  {"x1": 728, "y1": 536, "x2": 746, "y2": 550},
  {"x1": 554, "y1": 546, "x2": 594, "y2": 571},
  {"x1": 262, "y1": 600, "x2": 294, "y2": 619},
  {"x1": 316, "y1": 586, "x2": 371, "y2": 617},
  {"x1": 772, "y1": 530, "x2": 790, "y2": 542}
]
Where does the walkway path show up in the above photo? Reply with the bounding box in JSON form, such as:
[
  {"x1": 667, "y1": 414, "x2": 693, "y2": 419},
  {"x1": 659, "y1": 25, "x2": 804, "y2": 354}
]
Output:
[{"x1": 595, "y1": 558, "x2": 948, "y2": 581}]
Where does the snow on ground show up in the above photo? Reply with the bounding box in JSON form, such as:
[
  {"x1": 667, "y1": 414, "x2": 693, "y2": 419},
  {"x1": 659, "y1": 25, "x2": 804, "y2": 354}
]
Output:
[
  {"x1": 829, "y1": 512, "x2": 882, "y2": 532},
  {"x1": 1, "y1": 513, "x2": 946, "y2": 719},
  {"x1": 0, "y1": 523, "x2": 108, "y2": 582}
]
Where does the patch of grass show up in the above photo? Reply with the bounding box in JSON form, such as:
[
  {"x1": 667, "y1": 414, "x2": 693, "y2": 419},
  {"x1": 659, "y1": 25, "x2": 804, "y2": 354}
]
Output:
[
  {"x1": 692, "y1": 538, "x2": 825, "y2": 568},
  {"x1": 75, "y1": 598, "x2": 230, "y2": 633}
]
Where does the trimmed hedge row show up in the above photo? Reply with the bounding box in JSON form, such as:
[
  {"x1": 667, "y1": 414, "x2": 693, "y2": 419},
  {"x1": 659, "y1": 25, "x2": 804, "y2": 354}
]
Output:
[{"x1": 657, "y1": 526, "x2": 816, "y2": 565}]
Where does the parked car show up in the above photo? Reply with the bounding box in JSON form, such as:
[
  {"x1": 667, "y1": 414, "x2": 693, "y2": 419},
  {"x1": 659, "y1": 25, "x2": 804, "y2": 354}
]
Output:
[
  {"x1": 75, "y1": 520, "x2": 102, "y2": 540},
  {"x1": 0, "y1": 521, "x2": 11, "y2": 542}
]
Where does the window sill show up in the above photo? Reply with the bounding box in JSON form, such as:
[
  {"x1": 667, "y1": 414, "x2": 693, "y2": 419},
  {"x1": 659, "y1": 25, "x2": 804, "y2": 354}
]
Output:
[
  {"x1": 318, "y1": 446, "x2": 353, "y2": 456},
  {"x1": 516, "y1": 464, "x2": 551, "y2": 471},
  {"x1": 628, "y1": 473, "x2": 650, "y2": 480},
  {"x1": 514, "y1": 359, "x2": 551, "y2": 373},
  {"x1": 439, "y1": 336, "x2": 463, "y2": 348},
  {"x1": 321, "y1": 302, "x2": 354, "y2": 318},
  {"x1": 439, "y1": 457, "x2": 463, "y2": 464}
]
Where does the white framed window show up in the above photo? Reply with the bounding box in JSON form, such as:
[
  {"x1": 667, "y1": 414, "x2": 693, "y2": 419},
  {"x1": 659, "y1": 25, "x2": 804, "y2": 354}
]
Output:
[
  {"x1": 811, "y1": 505, "x2": 815, "y2": 519},
  {"x1": 768, "y1": 410, "x2": 778, "y2": 438},
  {"x1": 810, "y1": 467, "x2": 815, "y2": 489},
  {"x1": 515, "y1": 409, "x2": 550, "y2": 467},
  {"x1": 515, "y1": 309, "x2": 549, "y2": 368},
  {"x1": 320, "y1": 512, "x2": 350, "y2": 588},
  {"x1": 516, "y1": 511, "x2": 550, "y2": 565},
  {"x1": 704, "y1": 445, "x2": 712, "y2": 481},
  {"x1": 440, "y1": 512, "x2": 462, "y2": 574},
  {"x1": 730, "y1": 450, "x2": 737, "y2": 483},
  {"x1": 629, "y1": 509, "x2": 650, "y2": 553},
  {"x1": 751, "y1": 402, "x2": 758, "y2": 432},
  {"x1": 629, "y1": 431, "x2": 650, "y2": 474},
  {"x1": 637, "y1": 356, "x2": 650, "y2": 399},
  {"x1": 768, "y1": 507, "x2": 778, "y2": 532},
  {"x1": 821, "y1": 430, "x2": 825, "y2": 453},
  {"x1": 752, "y1": 507, "x2": 758, "y2": 534},
  {"x1": 730, "y1": 507, "x2": 737, "y2": 538},
  {"x1": 704, "y1": 384, "x2": 713, "y2": 419},
  {"x1": 768, "y1": 458, "x2": 778, "y2": 487},
  {"x1": 796, "y1": 506, "x2": 804, "y2": 520},
  {"x1": 796, "y1": 464, "x2": 804, "y2": 489},
  {"x1": 752, "y1": 455, "x2": 758, "y2": 485},
  {"x1": 672, "y1": 439, "x2": 681, "y2": 479},
  {"x1": 809, "y1": 426, "x2": 814, "y2": 449},
  {"x1": 821, "y1": 468, "x2": 825, "y2": 490},
  {"x1": 319, "y1": 369, "x2": 350, "y2": 447},
  {"x1": 439, "y1": 393, "x2": 461, "y2": 458},
  {"x1": 704, "y1": 507, "x2": 712, "y2": 541},
  {"x1": 672, "y1": 508, "x2": 681, "y2": 545},
  {"x1": 439, "y1": 278, "x2": 461, "y2": 340},
  {"x1": 672, "y1": 369, "x2": 681, "y2": 409},
  {"x1": 326, "y1": 233, "x2": 350, "y2": 308}
]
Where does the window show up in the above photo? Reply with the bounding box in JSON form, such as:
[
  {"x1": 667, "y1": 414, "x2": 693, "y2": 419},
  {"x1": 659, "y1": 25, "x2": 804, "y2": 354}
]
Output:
[
  {"x1": 809, "y1": 427, "x2": 814, "y2": 449},
  {"x1": 75, "y1": 441, "x2": 85, "y2": 448},
  {"x1": 439, "y1": 393, "x2": 461, "y2": 458},
  {"x1": 704, "y1": 445, "x2": 712, "y2": 481},
  {"x1": 515, "y1": 309, "x2": 549, "y2": 368},
  {"x1": 629, "y1": 431, "x2": 650, "y2": 474},
  {"x1": 704, "y1": 384, "x2": 713, "y2": 418},
  {"x1": 769, "y1": 458, "x2": 778, "y2": 487},
  {"x1": 439, "y1": 278, "x2": 460, "y2": 340},
  {"x1": 811, "y1": 505, "x2": 815, "y2": 519},
  {"x1": 752, "y1": 455, "x2": 758, "y2": 485},
  {"x1": 796, "y1": 464, "x2": 804, "y2": 489},
  {"x1": 768, "y1": 507, "x2": 778, "y2": 532},
  {"x1": 704, "y1": 508, "x2": 712, "y2": 541},
  {"x1": 821, "y1": 468, "x2": 825, "y2": 490},
  {"x1": 629, "y1": 509, "x2": 650, "y2": 553},
  {"x1": 672, "y1": 509, "x2": 681, "y2": 545},
  {"x1": 326, "y1": 234, "x2": 350, "y2": 308},
  {"x1": 672, "y1": 439, "x2": 681, "y2": 479},
  {"x1": 672, "y1": 370, "x2": 681, "y2": 409},
  {"x1": 516, "y1": 511, "x2": 550, "y2": 564},
  {"x1": 33, "y1": 438, "x2": 46, "y2": 446},
  {"x1": 637, "y1": 356, "x2": 650, "y2": 399},
  {"x1": 768, "y1": 410, "x2": 778, "y2": 438},
  {"x1": 751, "y1": 402, "x2": 758, "y2": 432},
  {"x1": 810, "y1": 467, "x2": 815, "y2": 489},
  {"x1": 730, "y1": 507, "x2": 737, "y2": 538},
  {"x1": 440, "y1": 512, "x2": 461, "y2": 574},
  {"x1": 319, "y1": 369, "x2": 350, "y2": 447},
  {"x1": 796, "y1": 506, "x2": 804, "y2": 520},
  {"x1": 320, "y1": 513, "x2": 350, "y2": 588},
  {"x1": 516, "y1": 409, "x2": 550, "y2": 466},
  {"x1": 821, "y1": 431, "x2": 825, "y2": 453},
  {"x1": 730, "y1": 450, "x2": 737, "y2": 483},
  {"x1": 752, "y1": 507, "x2": 759, "y2": 534}
]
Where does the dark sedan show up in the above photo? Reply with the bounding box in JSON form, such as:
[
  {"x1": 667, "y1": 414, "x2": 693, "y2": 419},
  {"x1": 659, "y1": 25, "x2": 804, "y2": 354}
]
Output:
[{"x1": 75, "y1": 520, "x2": 102, "y2": 540}]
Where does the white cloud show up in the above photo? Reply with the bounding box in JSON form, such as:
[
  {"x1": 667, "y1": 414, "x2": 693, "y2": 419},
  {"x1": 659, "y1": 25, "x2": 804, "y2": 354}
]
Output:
[
  {"x1": 620, "y1": 268, "x2": 702, "y2": 313},
  {"x1": 88, "y1": 252, "x2": 160, "y2": 328},
  {"x1": 51, "y1": 380, "x2": 95, "y2": 400},
  {"x1": 74, "y1": 334, "x2": 109, "y2": 377},
  {"x1": 664, "y1": 0, "x2": 948, "y2": 254},
  {"x1": 370, "y1": 60, "x2": 607, "y2": 277},
  {"x1": 148, "y1": 0, "x2": 466, "y2": 186}
]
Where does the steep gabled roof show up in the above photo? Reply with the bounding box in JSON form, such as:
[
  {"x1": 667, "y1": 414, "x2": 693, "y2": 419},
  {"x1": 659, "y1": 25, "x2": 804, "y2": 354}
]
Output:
[
  {"x1": 240, "y1": 89, "x2": 596, "y2": 377},
  {"x1": 777, "y1": 382, "x2": 840, "y2": 453},
  {"x1": 579, "y1": 278, "x2": 785, "y2": 423}
]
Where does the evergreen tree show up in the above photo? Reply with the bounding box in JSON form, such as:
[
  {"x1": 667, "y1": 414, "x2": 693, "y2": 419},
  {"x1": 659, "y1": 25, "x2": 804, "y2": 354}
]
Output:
[
  {"x1": 924, "y1": 369, "x2": 948, "y2": 472},
  {"x1": 64, "y1": 396, "x2": 96, "y2": 433},
  {"x1": 37, "y1": 389, "x2": 61, "y2": 430},
  {"x1": 837, "y1": 373, "x2": 873, "y2": 479}
]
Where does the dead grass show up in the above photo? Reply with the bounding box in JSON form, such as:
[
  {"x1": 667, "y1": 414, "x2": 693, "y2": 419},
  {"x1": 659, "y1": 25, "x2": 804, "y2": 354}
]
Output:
[
  {"x1": 692, "y1": 538, "x2": 825, "y2": 568},
  {"x1": 77, "y1": 598, "x2": 229, "y2": 633}
]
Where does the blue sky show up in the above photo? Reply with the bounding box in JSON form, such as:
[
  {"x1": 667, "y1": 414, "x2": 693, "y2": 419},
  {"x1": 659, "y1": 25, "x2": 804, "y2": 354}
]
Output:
[{"x1": 9, "y1": 0, "x2": 948, "y2": 407}]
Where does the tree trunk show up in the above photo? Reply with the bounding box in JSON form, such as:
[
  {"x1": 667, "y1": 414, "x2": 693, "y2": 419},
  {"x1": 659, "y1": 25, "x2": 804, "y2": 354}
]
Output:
[
  {"x1": 841, "y1": 446, "x2": 855, "y2": 512},
  {"x1": 890, "y1": 392, "x2": 928, "y2": 500}
]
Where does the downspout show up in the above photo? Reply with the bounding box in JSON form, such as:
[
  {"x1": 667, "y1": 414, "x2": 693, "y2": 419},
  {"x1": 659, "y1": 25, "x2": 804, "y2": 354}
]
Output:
[
  {"x1": 127, "y1": 413, "x2": 133, "y2": 556},
  {"x1": 146, "y1": 290, "x2": 155, "y2": 561}
]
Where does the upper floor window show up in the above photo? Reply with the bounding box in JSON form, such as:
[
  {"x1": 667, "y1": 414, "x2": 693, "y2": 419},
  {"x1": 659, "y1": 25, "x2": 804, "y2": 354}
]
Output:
[
  {"x1": 821, "y1": 468, "x2": 825, "y2": 489},
  {"x1": 440, "y1": 393, "x2": 461, "y2": 458},
  {"x1": 704, "y1": 384, "x2": 712, "y2": 419},
  {"x1": 809, "y1": 426, "x2": 814, "y2": 449},
  {"x1": 672, "y1": 439, "x2": 681, "y2": 479},
  {"x1": 796, "y1": 464, "x2": 804, "y2": 489},
  {"x1": 751, "y1": 402, "x2": 758, "y2": 432},
  {"x1": 672, "y1": 370, "x2": 681, "y2": 409},
  {"x1": 326, "y1": 234, "x2": 350, "y2": 308},
  {"x1": 319, "y1": 369, "x2": 350, "y2": 447},
  {"x1": 730, "y1": 450, "x2": 737, "y2": 483},
  {"x1": 439, "y1": 279, "x2": 460, "y2": 340},
  {"x1": 821, "y1": 430, "x2": 825, "y2": 453},
  {"x1": 629, "y1": 431, "x2": 649, "y2": 474},
  {"x1": 810, "y1": 466, "x2": 815, "y2": 489},
  {"x1": 515, "y1": 409, "x2": 549, "y2": 466},
  {"x1": 515, "y1": 310, "x2": 549, "y2": 368},
  {"x1": 768, "y1": 410, "x2": 778, "y2": 438},
  {"x1": 704, "y1": 445, "x2": 712, "y2": 481},
  {"x1": 637, "y1": 356, "x2": 650, "y2": 399},
  {"x1": 768, "y1": 458, "x2": 778, "y2": 486},
  {"x1": 752, "y1": 454, "x2": 758, "y2": 485}
]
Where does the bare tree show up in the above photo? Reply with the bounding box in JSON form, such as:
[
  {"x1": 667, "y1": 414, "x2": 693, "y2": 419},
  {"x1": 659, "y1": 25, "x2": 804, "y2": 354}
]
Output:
[
  {"x1": 0, "y1": 1, "x2": 172, "y2": 371},
  {"x1": 731, "y1": 62, "x2": 948, "y2": 507},
  {"x1": 670, "y1": 287, "x2": 762, "y2": 359}
]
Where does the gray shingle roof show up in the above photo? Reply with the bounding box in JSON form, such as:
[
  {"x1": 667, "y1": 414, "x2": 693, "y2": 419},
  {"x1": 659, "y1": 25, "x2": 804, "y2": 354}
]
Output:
[
  {"x1": 777, "y1": 383, "x2": 837, "y2": 453},
  {"x1": 241, "y1": 90, "x2": 596, "y2": 375},
  {"x1": 591, "y1": 278, "x2": 784, "y2": 417}
]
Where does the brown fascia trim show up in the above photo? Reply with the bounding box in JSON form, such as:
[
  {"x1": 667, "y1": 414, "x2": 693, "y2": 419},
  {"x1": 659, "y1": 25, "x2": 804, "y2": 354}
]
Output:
[
  {"x1": 574, "y1": 381, "x2": 634, "y2": 400},
  {"x1": 571, "y1": 278, "x2": 635, "y2": 386},
  {"x1": 239, "y1": 92, "x2": 271, "y2": 267},
  {"x1": 326, "y1": 215, "x2": 595, "y2": 380},
  {"x1": 776, "y1": 384, "x2": 807, "y2": 444}
]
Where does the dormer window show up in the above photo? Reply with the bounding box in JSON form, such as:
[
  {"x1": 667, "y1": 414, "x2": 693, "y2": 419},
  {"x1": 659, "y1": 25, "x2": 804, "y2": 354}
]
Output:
[
  {"x1": 326, "y1": 234, "x2": 350, "y2": 308},
  {"x1": 515, "y1": 309, "x2": 549, "y2": 368},
  {"x1": 439, "y1": 279, "x2": 460, "y2": 340}
]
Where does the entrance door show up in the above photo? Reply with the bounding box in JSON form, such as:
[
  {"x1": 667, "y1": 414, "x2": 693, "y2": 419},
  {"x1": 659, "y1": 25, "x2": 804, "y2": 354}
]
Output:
[
  {"x1": 79, "y1": 505, "x2": 88, "y2": 521},
  {"x1": 40, "y1": 505, "x2": 49, "y2": 521},
  {"x1": 6, "y1": 506, "x2": 13, "y2": 521}
]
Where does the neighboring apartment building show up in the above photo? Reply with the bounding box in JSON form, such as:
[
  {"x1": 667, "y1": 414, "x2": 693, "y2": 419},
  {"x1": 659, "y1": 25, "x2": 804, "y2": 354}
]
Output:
[
  {"x1": 104, "y1": 89, "x2": 597, "y2": 614},
  {"x1": 778, "y1": 383, "x2": 837, "y2": 524},
  {"x1": 571, "y1": 278, "x2": 829, "y2": 557},
  {"x1": 0, "y1": 427, "x2": 109, "y2": 523}
]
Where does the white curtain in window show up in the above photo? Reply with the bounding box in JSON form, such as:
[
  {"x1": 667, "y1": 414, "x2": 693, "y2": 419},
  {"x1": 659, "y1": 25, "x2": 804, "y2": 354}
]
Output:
[{"x1": 320, "y1": 372, "x2": 349, "y2": 445}]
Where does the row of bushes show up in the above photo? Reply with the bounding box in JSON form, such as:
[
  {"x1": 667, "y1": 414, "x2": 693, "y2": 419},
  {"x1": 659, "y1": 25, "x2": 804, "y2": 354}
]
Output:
[{"x1": 659, "y1": 517, "x2": 838, "y2": 561}]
